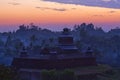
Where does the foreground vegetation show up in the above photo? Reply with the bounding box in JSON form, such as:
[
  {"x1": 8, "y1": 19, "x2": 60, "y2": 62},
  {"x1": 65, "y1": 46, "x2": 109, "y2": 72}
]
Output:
[
  {"x1": 41, "y1": 69, "x2": 75, "y2": 80},
  {"x1": 1, "y1": 64, "x2": 120, "y2": 80},
  {"x1": 98, "y1": 68, "x2": 120, "y2": 80},
  {"x1": 0, "y1": 64, "x2": 19, "y2": 80}
]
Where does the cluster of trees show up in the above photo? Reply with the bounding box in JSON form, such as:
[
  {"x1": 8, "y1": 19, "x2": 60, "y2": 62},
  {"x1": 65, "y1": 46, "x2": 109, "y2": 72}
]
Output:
[
  {"x1": 41, "y1": 69, "x2": 75, "y2": 80},
  {"x1": 73, "y1": 23, "x2": 120, "y2": 65},
  {"x1": 0, "y1": 23, "x2": 120, "y2": 64},
  {"x1": 74, "y1": 23, "x2": 120, "y2": 52},
  {"x1": 0, "y1": 65, "x2": 19, "y2": 80}
]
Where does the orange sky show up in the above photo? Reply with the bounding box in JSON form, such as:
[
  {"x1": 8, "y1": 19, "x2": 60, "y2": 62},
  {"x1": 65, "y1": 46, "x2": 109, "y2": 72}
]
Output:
[{"x1": 0, "y1": 0, "x2": 120, "y2": 31}]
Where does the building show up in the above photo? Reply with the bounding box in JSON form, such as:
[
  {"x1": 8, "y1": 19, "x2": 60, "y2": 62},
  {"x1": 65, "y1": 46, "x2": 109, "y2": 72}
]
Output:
[{"x1": 12, "y1": 28, "x2": 97, "y2": 80}]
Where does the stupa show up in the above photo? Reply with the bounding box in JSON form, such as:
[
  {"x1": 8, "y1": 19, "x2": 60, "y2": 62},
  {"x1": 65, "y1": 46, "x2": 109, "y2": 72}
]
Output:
[{"x1": 12, "y1": 28, "x2": 96, "y2": 70}]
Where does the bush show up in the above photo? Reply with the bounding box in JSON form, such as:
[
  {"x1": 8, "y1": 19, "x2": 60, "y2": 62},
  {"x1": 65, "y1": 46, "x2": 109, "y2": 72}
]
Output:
[
  {"x1": 0, "y1": 65, "x2": 19, "y2": 80},
  {"x1": 41, "y1": 69, "x2": 75, "y2": 80},
  {"x1": 60, "y1": 69, "x2": 75, "y2": 80}
]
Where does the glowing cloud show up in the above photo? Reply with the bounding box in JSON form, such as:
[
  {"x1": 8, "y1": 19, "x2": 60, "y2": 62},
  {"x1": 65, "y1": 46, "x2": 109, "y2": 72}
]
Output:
[
  {"x1": 43, "y1": 0, "x2": 120, "y2": 9},
  {"x1": 36, "y1": 7, "x2": 67, "y2": 11}
]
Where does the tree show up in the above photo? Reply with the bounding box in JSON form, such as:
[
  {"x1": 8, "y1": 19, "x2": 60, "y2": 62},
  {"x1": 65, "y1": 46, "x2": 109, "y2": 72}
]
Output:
[
  {"x1": 41, "y1": 39, "x2": 46, "y2": 47},
  {"x1": 49, "y1": 37, "x2": 55, "y2": 48},
  {"x1": 30, "y1": 34, "x2": 37, "y2": 46},
  {"x1": 62, "y1": 28, "x2": 71, "y2": 35},
  {"x1": 0, "y1": 39, "x2": 4, "y2": 47},
  {"x1": 41, "y1": 70, "x2": 58, "y2": 80},
  {"x1": 0, "y1": 65, "x2": 19, "y2": 80},
  {"x1": 60, "y1": 69, "x2": 75, "y2": 80},
  {"x1": 49, "y1": 37, "x2": 54, "y2": 43},
  {"x1": 87, "y1": 23, "x2": 94, "y2": 31},
  {"x1": 49, "y1": 70, "x2": 58, "y2": 80},
  {"x1": 14, "y1": 40, "x2": 23, "y2": 53},
  {"x1": 79, "y1": 27, "x2": 88, "y2": 39},
  {"x1": 80, "y1": 23, "x2": 86, "y2": 28},
  {"x1": 41, "y1": 69, "x2": 75, "y2": 80},
  {"x1": 29, "y1": 23, "x2": 38, "y2": 30},
  {"x1": 19, "y1": 24, "x2": 26, "y2": 31},
  {"x1": 75, "y1": 40, "x2": 82, "y2": 50},
  {"x1": 5, "y1": 35, "x2": 12, "y2": 48}
]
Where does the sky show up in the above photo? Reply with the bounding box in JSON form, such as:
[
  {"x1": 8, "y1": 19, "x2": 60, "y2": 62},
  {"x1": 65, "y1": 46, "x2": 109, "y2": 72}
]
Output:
[{"x1": 0, "y1": 0, "x2": 120, "y2": 32}]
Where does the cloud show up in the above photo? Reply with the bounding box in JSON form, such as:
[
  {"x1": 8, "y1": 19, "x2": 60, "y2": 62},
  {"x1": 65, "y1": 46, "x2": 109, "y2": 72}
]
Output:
[
  {"x1": 102, "y1": 0, "x2": 112, "y2": 2},
  {"x1": 71, "y1": 8, "x2": 76, "y2": 10},
  {"x1": 93, "y1": 15, "x2": 104, "y2": 17},
  {"x1": 8, "y1": 2, "x2": 21, "y2": 5},
  {"x1": 36, "y1": 7, "x2": 67, "y2": 11},
  {"x1": 109, "y1": 10, "x2": 116, "y2": 13},
  {"x1": 43, "y1": 0, "x2": 120, "y2": 9}
]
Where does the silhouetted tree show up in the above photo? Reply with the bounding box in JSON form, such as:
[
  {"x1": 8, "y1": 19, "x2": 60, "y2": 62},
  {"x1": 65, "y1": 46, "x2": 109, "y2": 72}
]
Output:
[
  {"x1": 87, "y1": 23, "x2": 94, "y2": 30},
  {"x1": 41, "y1": 39, "x2": 46, "y2": 47},
  {"x1": 80, "y1": 23, "x2": 86, "y2": 28},
  {"x1": 0, "y1": 39, "x2": 4, "y2": 47},
  {"x1": 14, "y1": 40, "x2": 23, "y2": 53},
  {"x1": 5, "y1": 35, "x2": 12, "y2": 47},
  {"x1": 30, "y1": 34, "x2": 37, "y2": 46},
  {"x1": 0, "y1": 65, "x2": 19, "y2": 80},
  {"x1": 19, "y1": 24, "x2": 26, "y2": 31},
  {"x1": 30, "y1": 23, "x2": 38, "y2": 30},
  {"x1": 79, "y1": 27, "x2": 88, "y2": 39},
  {"x1": 41, "y1": 69, "x2": 75, "y2": 80},
  {"x1": 60, "y1": 69, "x2": 75, "y2": 80}
]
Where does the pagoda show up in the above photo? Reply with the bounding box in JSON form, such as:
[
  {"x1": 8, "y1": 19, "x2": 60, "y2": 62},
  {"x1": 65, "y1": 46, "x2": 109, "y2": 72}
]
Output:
[
  {"x1": 58, "y1": 28, "x2": 78, "y2": 54},
  {"x1": 12, "y1": 28, "x2": 96, "y2": 70}
]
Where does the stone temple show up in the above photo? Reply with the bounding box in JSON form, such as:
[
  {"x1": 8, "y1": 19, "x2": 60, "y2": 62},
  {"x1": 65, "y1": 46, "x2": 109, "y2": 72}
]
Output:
[{"x1": 12, "y1": 28, "x2": 96, "y2": 70}]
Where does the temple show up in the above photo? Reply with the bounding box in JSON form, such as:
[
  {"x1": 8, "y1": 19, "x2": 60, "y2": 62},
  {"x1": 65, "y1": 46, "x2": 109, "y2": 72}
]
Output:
[
  {"x1": 58, "y1": 28, "x2": 78, "y2": 54},
  {"x1": 12, "y1": 28, "x2": 96, "y2": 70}
]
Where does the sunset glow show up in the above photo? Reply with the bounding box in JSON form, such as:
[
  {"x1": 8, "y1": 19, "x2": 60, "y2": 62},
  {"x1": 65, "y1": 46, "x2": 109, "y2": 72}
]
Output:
[{"x1": 0, "y1": 0, "x2": 120, "y2": 31}]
